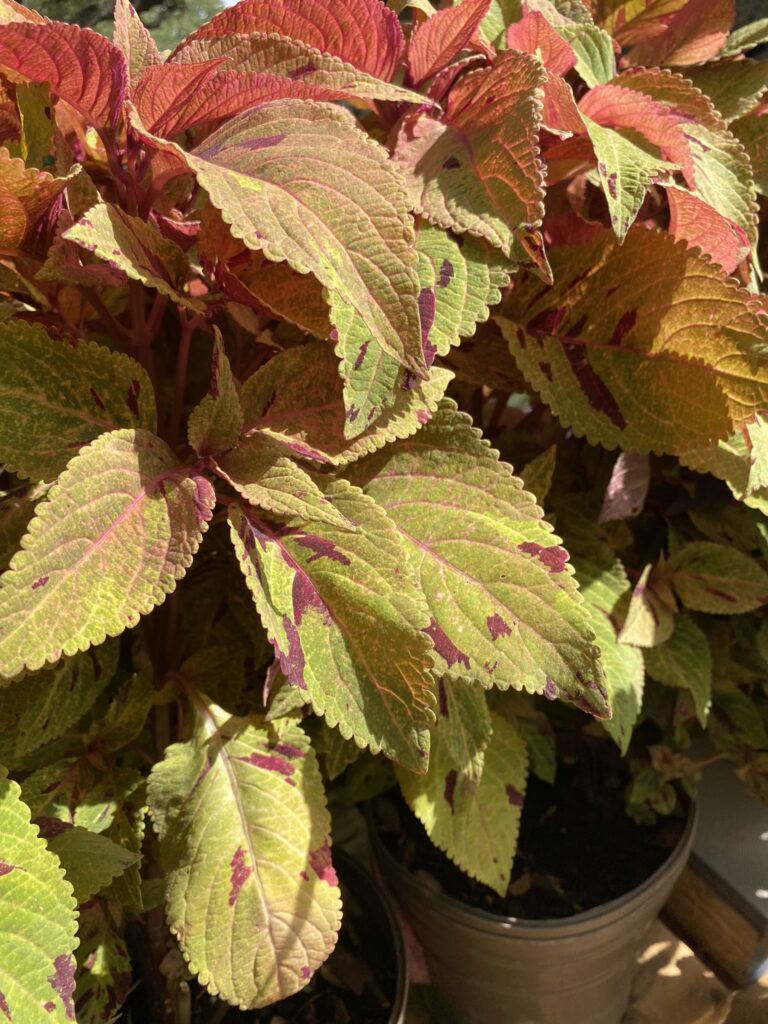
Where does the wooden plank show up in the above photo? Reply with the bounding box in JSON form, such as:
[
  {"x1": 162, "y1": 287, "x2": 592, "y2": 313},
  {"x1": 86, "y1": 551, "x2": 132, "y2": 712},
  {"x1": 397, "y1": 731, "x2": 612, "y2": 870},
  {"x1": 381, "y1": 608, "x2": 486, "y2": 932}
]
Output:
[{"x1": 665, "y1": 855, "x2": 767, "y2": 988}]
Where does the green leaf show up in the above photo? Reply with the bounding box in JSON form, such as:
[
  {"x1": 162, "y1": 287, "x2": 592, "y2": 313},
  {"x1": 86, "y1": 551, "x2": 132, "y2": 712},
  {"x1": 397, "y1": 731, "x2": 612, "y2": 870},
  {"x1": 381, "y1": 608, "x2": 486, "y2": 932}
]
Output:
[
  {"x1": 644, "y1": 614, "x2": 712, "y2": 727},
  {"x1": 16, "y1": 82, "x2": 52, "y2": 170},
  {"x1": 681, "y1": 421, "x2": 768, "y2": 514},
  {"x1": 102, "y1": 798, "x2": 147, "y2": 913},
  {"x1": 240, "y1": 341, "x2": 451, "y2": 466},
  {"x1": 746, "y1": 416, "x2": 768, "y2": 495},
  {"x1": 519, "y1": 445, "x2": 557, "y2": 505},
  {"x1": 218, "y1": 437, "x2": 354, "y2": 530},
  {"x1": 73, "y1": 899, "x2": 132, "y2": 1024},
  {"x1": 188, "y1": 330, "x2": 244, "y2": 457},
  {"x1": 719, "y1": 17, "x2": 768, "y2": 57},
  {"x1": 581, "y1": 113, "x2": 677, "y2": 241},
  {"x1": 0, "y1": 642, "x2": 118, "y2": 767},
  {"x1": 559, "y1": 22, "x2": 616, "y2": 85},
  {"x1": 0, "y1": 430, "x2": 215, "y2": 678},
  {"x1": 480, "y1": 0, "x2": 522, "y2": 47},
  {"x1": 0, "y1": 770, "x2": 78, "y2": 1024},
  {"x1": 22, "y1": 761, "x2": 143, "y2": 835},
  {"x1": 0, "y1": 496, "x2": 36, "y2": 574},
  {"x1": 510, "y1": 704, "x2": 556, "y2": 783},
  {"x1": 64, "y1": 203, "x2": 203, "y2": 312},
  {"x1": 499, "y1": 227, "x2": 768, "y2": 454},
  {"x1": 435, "y1": 678, "x2": 493, "y2": 780},
  {"x1": 688, "y1": 59, "x2": 768, "y2": 123},
  {"x1": 574, "y1": 548, "x2": 644, "y2": 754},
  {"x1": 393, "y1": 49, "x2": 545, "y2": 259},
  {"x1": 617, "y1": 564, "x2": 676, "y2": 647},
  {"x1": 416, "y1": 223, "x2": 514, "y2": 359},
  {"x1": 346, "y1": 401, "x2": 608, "y2": 716},
  {"x1": 47, "y1": 825, "x2": 140, "y2": 904},
  {"x1": 668, "y1": 541, "x2": 768, "y2": 613},
  {"x1": 228, "y1": 481, "x2": 436, "y2": 771},
  {"x1": 93, "y1": 670, "x2": 154, "y2": 753},
  {"x1": 148, "y1": 698, "x2": 341, "y2": 1010},
  {"x1": 306, "y1": 719, "x2": 361, "y2": 781},
  {"x1": 0, "y1": 319, "x2": 156, "y2": 482},
  {"x1": 527, "y1": 0, "x2": 616, "y2": 85},
  {"x1": 397, "y1": 711, "x2": 528, "y2": 895},
  {"x1": 732, "y1": 109, "x2": 768, "y2": 196},
  {"x1": 133, "y1": 100, "x2": 426, "y2": 433}
]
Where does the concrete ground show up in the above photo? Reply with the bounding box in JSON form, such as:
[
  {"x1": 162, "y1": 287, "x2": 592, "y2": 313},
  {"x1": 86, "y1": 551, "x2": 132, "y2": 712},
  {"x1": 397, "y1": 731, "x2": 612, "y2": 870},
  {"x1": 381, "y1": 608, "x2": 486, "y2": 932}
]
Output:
[{"x1": 404, "y1": 922, "x2": 768, "y2": 1024}]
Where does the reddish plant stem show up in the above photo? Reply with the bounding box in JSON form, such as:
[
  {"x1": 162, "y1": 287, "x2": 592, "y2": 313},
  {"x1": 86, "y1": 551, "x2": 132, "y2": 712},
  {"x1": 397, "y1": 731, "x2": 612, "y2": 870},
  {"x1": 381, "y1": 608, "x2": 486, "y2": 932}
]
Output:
[
  {"x1": 170, "y1": 310, "x2": 202, "y2": 448},
  {"x1": 85, "y1": 288, "x2": 131, "y2": 343}
]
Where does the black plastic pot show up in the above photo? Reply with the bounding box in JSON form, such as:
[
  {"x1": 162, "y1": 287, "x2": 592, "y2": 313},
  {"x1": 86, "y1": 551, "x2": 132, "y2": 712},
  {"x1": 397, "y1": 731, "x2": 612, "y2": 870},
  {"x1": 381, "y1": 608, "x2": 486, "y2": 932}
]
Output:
[
  {"x1": 373, "y1": 807, "x2": 696, "y2": 1024},
  {"x1": 335, "y1": 848, "x2": 409, "y2": 1024}
]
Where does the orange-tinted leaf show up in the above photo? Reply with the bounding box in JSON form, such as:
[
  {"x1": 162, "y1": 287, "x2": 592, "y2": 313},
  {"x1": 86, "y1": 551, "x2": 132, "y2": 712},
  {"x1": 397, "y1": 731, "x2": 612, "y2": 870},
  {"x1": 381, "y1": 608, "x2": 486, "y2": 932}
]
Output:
[
  {"x1": 0, "y1": 22, "x2": 126, "y2": 128},
  {"x1": 614, "y1": 68, "x2": 758, "y2": 247},
  {"x1": 175, "y1": 0, "x2": 406, "y2": 82},
  {"x1": 0, "y1": 0, "x2": 44, "y2": 24},
  {"x1": 623, "y1": 0, "x2": 735, "y2": 67},
  {"x1": 593, "y1": 0, "x2": 688, "y2": 47},
  {"x1": 134, "y1": 61, "x2": 224, "y2": 136},
  {"x1": 506, "y1": 10, "x2": 581, "y2": 136},
  {"x1": 499, "y1": 227, "x2": 768, "y2": 454},
  {"x1": 394, "y1": 49, "x2": 546, "y2": 257},
  {"x1": 666, "y1": 185, "x2": 749, "y2": 274},
  {"x1": 0, "y1": 148, "x2": 77, "y2": 250},
  {"x1": 408, "y1": 0, "x2": 491, "y2": 86},
  {"x1": 113, "y1": 0, "x2": 161, "y2": 89},
  {"x1": 506, "y1": 9, "x2": 577, "y2": 76}
]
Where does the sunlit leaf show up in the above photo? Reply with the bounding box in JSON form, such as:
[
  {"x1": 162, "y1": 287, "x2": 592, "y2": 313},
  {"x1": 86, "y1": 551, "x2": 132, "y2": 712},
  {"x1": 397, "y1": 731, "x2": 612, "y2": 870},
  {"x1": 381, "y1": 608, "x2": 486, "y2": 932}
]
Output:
[
  {"x1": 0, "y1": 430, "x2": 214, "y2": 678},
  {"x1": 0, "y1": 771, "x2": 78, "y2": 1024},
  {"x1": 148, "y1": 701, "x2": 341, "y2": 1008}
]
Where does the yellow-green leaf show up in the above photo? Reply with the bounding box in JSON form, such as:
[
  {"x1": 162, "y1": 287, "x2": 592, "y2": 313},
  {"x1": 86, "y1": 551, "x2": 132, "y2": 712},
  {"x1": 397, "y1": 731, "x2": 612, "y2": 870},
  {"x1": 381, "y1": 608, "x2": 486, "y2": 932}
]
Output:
[
  {"x1": 148, "y1": 700, "x2": 341, "y2": 1009},
  {"x1": 0, "y1": 430, "x2": 215, "y2": 678},
  {"x1": 0, "y1": 770, "x2": 78, "y2": 1024},
  {"x1": 0, "y1": 319, "x2": 156, "y2": 482}
]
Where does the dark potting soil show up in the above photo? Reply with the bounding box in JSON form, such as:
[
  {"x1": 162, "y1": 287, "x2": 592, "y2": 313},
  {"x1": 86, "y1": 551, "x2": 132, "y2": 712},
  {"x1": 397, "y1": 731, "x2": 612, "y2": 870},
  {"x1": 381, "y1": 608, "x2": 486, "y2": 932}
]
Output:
[{"x1": 375, "y1": 760, "x2": 687, "y2": 919}]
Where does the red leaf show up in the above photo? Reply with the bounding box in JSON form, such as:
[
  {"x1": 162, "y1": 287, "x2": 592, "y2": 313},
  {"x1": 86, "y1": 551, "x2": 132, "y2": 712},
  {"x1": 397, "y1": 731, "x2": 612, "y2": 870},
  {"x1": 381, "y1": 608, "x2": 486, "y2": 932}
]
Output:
[
  {"x1": 506, "y1": 10, "x2": 577, "y2": 76},
  {"x1": 0, "y1": 22, "x2": 126, "y2": 128},
  {"x1": 624, "y1": 0, "x2": 735, "y2": 68},
  {"x1": 407, "y1": 0, "x2": 491, "y2": 86},
  {"x1": 666, "y1": 186, "x2": 750, "y2": 275},
  {"x1": 134, "y1": 61, "x2": 225, "y2": 136},
  {"x1": 174, "y1": 0, "x2": 405, "y2": 82}
]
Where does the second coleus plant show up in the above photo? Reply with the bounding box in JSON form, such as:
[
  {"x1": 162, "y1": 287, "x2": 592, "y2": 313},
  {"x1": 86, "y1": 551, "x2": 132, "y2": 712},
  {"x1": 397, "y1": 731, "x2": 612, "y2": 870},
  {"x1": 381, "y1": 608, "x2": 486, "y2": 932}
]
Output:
[{"x1": 0, "y1": 0, "x2": 766, "y2": 1017}]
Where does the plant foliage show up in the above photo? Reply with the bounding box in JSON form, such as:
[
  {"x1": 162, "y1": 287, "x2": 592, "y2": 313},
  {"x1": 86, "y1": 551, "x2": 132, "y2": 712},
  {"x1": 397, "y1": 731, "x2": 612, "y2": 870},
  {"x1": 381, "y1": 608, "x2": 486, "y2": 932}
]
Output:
[{"x1": 0, "y1": 0, "x2": 766, "y2": 1017}]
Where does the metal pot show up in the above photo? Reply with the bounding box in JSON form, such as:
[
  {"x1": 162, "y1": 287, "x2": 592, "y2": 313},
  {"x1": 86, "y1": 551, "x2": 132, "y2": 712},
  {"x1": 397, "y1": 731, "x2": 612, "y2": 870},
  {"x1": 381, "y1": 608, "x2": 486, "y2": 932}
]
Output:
[{"x1": 373, "y1": 806, "x2": 696, "y2": 1024}]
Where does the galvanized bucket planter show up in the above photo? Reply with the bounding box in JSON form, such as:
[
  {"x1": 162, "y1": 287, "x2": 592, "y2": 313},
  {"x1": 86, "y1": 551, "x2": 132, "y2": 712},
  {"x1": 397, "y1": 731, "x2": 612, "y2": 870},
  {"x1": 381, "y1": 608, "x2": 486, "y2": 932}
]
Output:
[{"x1": 374, "y1": 807, "x2": 696, "y2": 1024}]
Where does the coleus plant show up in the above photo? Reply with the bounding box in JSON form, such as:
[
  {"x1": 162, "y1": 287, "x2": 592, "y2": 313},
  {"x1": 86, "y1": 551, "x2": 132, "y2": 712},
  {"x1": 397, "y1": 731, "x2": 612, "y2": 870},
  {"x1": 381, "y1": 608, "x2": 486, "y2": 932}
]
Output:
[{"x1": 0, "y1": 0, "x2": 766, "y2": 1019}]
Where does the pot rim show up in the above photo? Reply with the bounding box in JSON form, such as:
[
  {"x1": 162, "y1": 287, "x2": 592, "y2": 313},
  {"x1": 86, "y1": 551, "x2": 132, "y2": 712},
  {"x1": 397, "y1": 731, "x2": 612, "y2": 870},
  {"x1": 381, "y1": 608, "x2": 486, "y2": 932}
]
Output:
[{"x1": 370, "y1": 799, "x2": 697, "y2": 935}]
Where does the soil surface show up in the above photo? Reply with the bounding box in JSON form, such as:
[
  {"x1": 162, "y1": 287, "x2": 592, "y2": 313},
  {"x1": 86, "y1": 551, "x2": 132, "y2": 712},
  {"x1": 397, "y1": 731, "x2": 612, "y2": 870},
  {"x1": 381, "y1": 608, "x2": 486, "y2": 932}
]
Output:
[{"x1": 375, "y1": 756, "x2": 687, "y2": 919}]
